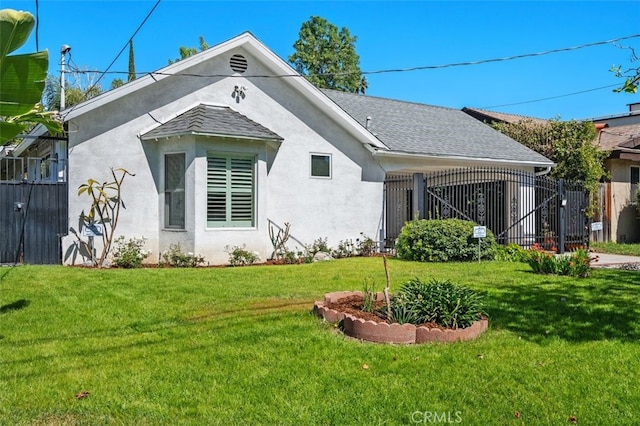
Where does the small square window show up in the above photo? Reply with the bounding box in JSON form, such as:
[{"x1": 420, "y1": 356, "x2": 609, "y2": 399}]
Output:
[{"x1": 311, "y1": 154, "x2": 331, "y2": 178}]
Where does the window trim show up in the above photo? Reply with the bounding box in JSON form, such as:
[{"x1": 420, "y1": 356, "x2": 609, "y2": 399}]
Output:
[
  {"x1": 206, "y1": 152, "x2": 256, "y2": 228},
  {"x1": 310, "y1": 153, "x2": 332, "y2": 179},
  {"x1": 164, "y1": 152, "x2": 186, "y2": 230}
]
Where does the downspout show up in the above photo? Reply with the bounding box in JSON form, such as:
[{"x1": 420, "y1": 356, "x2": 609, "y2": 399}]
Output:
[
  {"x1": 535, "y1": 166, "x2": 552, "y2": 176},
  {"x1": 594, "y1": 123, "x2": 608, "y2": 146}
]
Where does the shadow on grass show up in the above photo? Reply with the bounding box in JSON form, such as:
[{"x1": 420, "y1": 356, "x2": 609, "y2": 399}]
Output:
[
  {"x1": 0, "y1": 299, "x2": 30, "y2": 314},
  {"x1": 486, "y1": 269, "x2": 640, "y2": 343}
]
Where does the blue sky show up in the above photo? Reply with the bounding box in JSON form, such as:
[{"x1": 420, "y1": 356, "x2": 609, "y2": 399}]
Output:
[{"x1": 5, "y1": 0, "x2": 640, "y2": 120}]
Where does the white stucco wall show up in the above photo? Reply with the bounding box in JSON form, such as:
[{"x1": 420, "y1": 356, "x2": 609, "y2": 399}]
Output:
[
  {"x1": 62, "y1": 46, "x2": 385, "y2": 265},
  {"x1": 606, "y1": 159, "x2": 640, "y2": 243}
]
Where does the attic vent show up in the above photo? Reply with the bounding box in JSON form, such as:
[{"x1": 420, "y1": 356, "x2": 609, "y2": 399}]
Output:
[{"x1": 230, "y1": 54, "x2": 248, "y2": 73}]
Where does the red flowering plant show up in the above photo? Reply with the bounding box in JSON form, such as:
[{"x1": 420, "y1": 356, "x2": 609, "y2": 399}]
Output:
[{"x1": 527, "y1": 245, "x2": 593, "y2": 278}]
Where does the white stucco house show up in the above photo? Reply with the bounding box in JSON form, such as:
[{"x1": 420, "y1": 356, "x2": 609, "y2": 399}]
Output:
[{"x1": 8, "y1": 32, "x2": 555, "y2": 265}]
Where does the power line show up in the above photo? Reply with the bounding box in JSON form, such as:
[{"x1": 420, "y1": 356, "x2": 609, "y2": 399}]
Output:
[
  {"x1": 364, "y1": 34, "x2": 640, "y2": 74},
  {"x1": 62, "y1": 0, "x2": 162, "y2": 118},
  {"x1": 62, "y1": 32, "x2": 639, "y2": 115},
  {"x1": 479, "y1": 83, "x2": 623, "y2": 110},
  {"x1": 67, "y1": 33, "x2": 640, "y2": 80}
]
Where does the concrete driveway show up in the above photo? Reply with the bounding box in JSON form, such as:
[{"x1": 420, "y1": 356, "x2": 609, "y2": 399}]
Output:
[{"x1": 590, "y1": 252, "x2": 640, "y2": 268}]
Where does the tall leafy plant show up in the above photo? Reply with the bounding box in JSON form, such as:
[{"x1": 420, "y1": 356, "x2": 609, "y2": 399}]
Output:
[
  {"x1": 0, "y1": 9, "x2": 61, "y2": 144},
  {"x1": 65, "y1": 168, "x2": 134, "y2": 267}
]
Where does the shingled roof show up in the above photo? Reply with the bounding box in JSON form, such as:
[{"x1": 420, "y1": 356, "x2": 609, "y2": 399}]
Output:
[
  {"x1": 142, "y1": 104, "x2": 283, "y2": 141},
  {"x1": 323, "y1": 90, "x2": 553, "y2": 165},
  {"x1": 461, "y1": 107, "x2": 549, "y2": 126},
  {"x1": 596, "y1": 122, "x2": 640, "y2": 161}
]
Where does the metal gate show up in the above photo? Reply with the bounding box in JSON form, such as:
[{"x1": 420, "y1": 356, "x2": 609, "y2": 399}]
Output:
[
  {"x1": 1, "y1": 168, "x2": 68, "y2": 264},
  {"x1": 384, "y1": 168, "x2": 589, "y2": 253}
]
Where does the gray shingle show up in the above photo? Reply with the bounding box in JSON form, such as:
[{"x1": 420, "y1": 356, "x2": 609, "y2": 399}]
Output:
[
  {"x1": 142, "y1": 104, "x2": 282, "y2": 141},
  {"x1": 323, "y1": 89, "x2": 553, "y2": 165}
]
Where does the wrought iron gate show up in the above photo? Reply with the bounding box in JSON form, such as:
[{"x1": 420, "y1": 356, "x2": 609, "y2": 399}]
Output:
[{"x1": 384, "y1": 168, "x2": 589, "y2": 253}]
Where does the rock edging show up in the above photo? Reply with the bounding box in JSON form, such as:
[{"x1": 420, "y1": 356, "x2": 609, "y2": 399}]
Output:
[{"x1": 314, "y1": 291, "x2": 488, "y2": 344}]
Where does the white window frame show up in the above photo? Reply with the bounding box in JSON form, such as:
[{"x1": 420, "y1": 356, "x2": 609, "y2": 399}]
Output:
[
  {"x1": 206, "y1": 153, "x2": 256, "y2": 228},
  {"x1": 164, "y1": 152, "x2": 186, "y2": 230},
  {"x1": 310, "y1": 153, "x2": 332, "y2": 179}
]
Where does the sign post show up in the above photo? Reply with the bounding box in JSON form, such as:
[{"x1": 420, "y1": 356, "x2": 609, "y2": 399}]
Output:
[
  {"x1": 591, "y1": 221, "x2": 603, "y2": 242},
  {"x1": 83, "y1": 223, "x2": 103, "y2": 266},
  {"x1": 473, "y1": 226, "x2": 487, "y2": 263}
]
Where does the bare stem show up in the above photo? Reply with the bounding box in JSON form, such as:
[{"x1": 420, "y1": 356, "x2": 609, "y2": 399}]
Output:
[{"x1": 383, "y1": 255, "x2": 391, "y2": 319}]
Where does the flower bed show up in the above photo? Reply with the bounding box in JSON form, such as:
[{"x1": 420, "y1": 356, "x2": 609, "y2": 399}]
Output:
[{"x1": 314, "y1": 291, "x2": 488, "y2": 344}]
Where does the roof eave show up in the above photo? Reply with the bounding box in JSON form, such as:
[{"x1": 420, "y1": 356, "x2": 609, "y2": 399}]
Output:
[
  {"x1": 12, "y1": 123, "x2": 49, "y2": 157},
  {"x1": 371, "y1": 148, "x2": 556, "y2": 168},
  {"x1": 63, "y1": 33, "x2": 258, "y2": 122},
  {"x1": 140, "y1": 131, "x2": 283, "y2": 142}
]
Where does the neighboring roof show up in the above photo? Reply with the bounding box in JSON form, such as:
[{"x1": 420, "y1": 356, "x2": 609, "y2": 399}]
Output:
[
  {"x1": 141, "y1": 104, "x2": 282, "y2": 141},
  {"x1": 462, "y1": 107, "x2": 549, "y2": 126},
  {"x1": 597, "y1": 123, "x2": 640, "y2": 151},
  {"x1": 324, "y1": 90, "x2": 554, "y2": 166}
]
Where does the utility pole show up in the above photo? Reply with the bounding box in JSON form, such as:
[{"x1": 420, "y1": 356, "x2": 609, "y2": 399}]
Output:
[{"x1": 60, "y1": 45, "x2": 71, "y2": 110}]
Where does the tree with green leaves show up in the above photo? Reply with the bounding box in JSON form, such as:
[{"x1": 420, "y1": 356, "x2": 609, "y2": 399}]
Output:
[
  {"x1": 128, "y1": 40, "x2": 136, "y2": 82},
  {"x1": 108, "y1": 40, "x2": 135, "y2": 89},
  {"x1": 0, "y1": 9, "x2": 61, "y2": 144},
  {"x1": 610, "y1": 45, "x2": 639, "y2": 94},
  {"x1": 289, "y1": 16, "x2": 367, "y2": 94},
  {"x1": 611, "y1": 65, "x2": 639, "y2": 94},
  {"x1": 110, "y1": 78, "x2": 125, "y2": 90},
  {"x1": 43, "y1": 70, "x2": 103, "y2": 111},
  {"x1": 491, "y1": 118, "x2": 609, "y2": 216},
  {"x1": 168, "y1": 35, "x2": 209, "y2": 64}
]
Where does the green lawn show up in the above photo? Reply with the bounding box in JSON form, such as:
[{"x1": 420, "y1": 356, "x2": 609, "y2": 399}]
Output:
[
  {"x1": 1, "y1": 258, "x2": 639, "y2": 425},
  {"x1": 591, "y1": 241, "x2": 640, "y2": 257}
]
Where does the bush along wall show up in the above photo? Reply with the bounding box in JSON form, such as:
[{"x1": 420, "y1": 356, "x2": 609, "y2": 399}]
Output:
[{"x1": 395, "y1": 218, "x2": 498, "y2": 262}]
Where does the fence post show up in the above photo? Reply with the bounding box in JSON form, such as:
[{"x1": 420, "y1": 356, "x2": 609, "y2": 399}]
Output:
[
  {"x1": 558, "y1": 179, "x2": 566, "y2": 254},
  {"x1": 412, "y1": 173, "x2": 424, "y2": 220}
]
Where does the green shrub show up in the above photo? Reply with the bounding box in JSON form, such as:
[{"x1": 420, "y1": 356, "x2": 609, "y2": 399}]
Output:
[
  {"x1": 160, "y1": 244, "x2": 205, "y2": 268},
  {"x1": 332, "y1": 239, "x2": 356, "y2": 258},
  {"x1": 395, "y1": 218, "x2": 498, "y2": 262},
  {"x1": 111, "y1": 236, "x2": 150, "y2": 268},
  {"x1": 388, "y1": 278, "x2": 485, "y2": 329},
  {"x1": 495, "y1": 243, "x2": 530, "y2": 262},
  {"x1": 356, "y1": 233, "x2": 377, "y2": 257},
  {"x1": 225, "y1": 244, "x2": 259, "y2": 267},
  {"x1": 306, "y1": 237, "x2": 330, "y2": 256}
]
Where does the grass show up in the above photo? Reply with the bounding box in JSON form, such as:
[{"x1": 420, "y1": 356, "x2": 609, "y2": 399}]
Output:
[
  {"x1": 1, "y1": 258, "x2": 639, "y2": 425},
  {"x1": 591, "y1": 241, "x2": 640, "y2": 257}
]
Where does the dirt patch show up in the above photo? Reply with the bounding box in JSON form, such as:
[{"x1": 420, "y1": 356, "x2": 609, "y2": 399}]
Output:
[{"x1": 325, "y1": 294, "x2": 447, "y2": 330}]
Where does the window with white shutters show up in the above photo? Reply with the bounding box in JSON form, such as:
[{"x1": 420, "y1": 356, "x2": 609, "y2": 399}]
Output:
[{"x1": 207, "y1": 154, "x2": 255, "y2": 227}]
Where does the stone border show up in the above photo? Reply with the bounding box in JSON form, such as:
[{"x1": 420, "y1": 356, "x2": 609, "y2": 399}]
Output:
[{"x1": 313, "y1": 291, "x2": 488, "y2": 344}]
